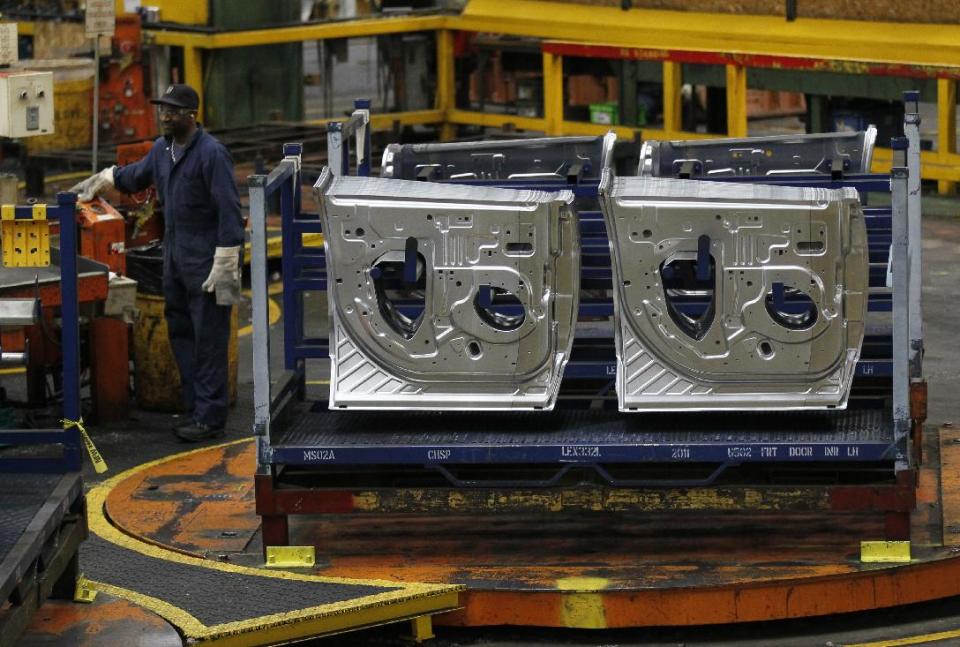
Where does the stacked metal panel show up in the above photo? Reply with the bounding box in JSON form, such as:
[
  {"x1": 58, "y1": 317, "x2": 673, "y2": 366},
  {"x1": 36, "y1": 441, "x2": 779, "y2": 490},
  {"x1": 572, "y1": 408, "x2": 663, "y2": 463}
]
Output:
[
  {"x1": 381, "y1": 135, "x2": 606, "y2": 181},
  {"x1": 639, "y1": 127, "x2": 877, "y2": 178},
  {"x1": 315, "y1": 170, "x2": 580, "y2": 410}
]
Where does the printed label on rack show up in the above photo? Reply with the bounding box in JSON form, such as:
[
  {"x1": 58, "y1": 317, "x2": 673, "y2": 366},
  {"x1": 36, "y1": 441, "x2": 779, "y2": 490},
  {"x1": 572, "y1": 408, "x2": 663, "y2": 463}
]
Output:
[
  {"x1": 561, "y1": 446, "x2": 601, "y2": 458},
  {"x1": 302, "y1": 449, "x2": 336, "y2": 461}
]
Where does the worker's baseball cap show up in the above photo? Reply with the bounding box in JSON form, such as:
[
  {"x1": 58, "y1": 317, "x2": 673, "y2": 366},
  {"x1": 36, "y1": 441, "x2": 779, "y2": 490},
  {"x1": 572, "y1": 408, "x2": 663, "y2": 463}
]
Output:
[{"x1": 150, "y1": 84, "x2": 200, "y2": 110}]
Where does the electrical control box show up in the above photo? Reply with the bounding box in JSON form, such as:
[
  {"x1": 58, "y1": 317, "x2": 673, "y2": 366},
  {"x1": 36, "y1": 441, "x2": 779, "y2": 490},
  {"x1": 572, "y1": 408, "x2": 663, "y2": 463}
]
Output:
[{"x1": 0, "y1": 72, "x2": 55, "y2": 139}]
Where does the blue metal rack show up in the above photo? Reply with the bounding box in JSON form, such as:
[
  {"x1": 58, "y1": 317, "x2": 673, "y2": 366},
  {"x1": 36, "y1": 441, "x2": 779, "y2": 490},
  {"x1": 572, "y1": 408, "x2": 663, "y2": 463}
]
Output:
[
  {"x1": 250, "y1": 101, "x2": 921, "y2": 488},
  {"x1": 0, "y1": 192, "x2": 84, "y2": 473},
  {"x1": 0, "y1": 193, "x2": 87, "y2": 645}
]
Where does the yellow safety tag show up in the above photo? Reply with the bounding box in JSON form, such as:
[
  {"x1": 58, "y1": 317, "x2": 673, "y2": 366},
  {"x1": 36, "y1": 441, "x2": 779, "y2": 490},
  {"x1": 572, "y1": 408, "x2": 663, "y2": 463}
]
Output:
[
  {"x1": 61, "y1": 417, "x2": 108, "y2": 474},
  {"x1": 265, "y1": 546, "x2": 316, "y2": 568},
  {"x1": 860, "y1": 540, "x2": 911, "y2": 563},
  {"x1": 74, "y1": 575, "x2": 98, "y2": 603}
]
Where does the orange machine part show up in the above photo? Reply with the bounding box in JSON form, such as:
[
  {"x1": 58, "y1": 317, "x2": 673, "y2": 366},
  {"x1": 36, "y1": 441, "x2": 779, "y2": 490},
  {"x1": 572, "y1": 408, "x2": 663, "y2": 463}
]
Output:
[
  {"x1": 99, "y1": 15, "x2": 156, "y2": 144},
  {"x1": 115, "y1": 140, "x2": 164, "y2": 248},
  {"x1": 77, "y1": 198, "x2": 127, "y2": 274}
]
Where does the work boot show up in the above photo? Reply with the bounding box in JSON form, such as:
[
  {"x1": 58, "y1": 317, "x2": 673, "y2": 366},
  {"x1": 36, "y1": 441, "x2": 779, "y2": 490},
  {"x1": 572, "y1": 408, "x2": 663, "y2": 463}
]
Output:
[{"x1": 173, "y1": 420, "x2": 225, "y2": 443}]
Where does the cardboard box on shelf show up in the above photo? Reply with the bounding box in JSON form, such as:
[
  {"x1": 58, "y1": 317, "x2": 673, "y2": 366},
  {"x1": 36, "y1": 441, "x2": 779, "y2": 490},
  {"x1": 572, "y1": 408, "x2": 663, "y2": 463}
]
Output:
[
  {"x1": 746, "y1": 90, "x2": 807, "y2": 118},
  {"x1": 568, "y1": 75, "x2": 604, "y2": 106}
]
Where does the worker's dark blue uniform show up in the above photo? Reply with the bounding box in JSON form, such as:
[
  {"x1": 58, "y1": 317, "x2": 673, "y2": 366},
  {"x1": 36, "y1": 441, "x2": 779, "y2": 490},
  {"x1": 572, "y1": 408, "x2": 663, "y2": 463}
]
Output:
[{"x1": 114, "y1": 128, "x2": 243, "y2": 428}]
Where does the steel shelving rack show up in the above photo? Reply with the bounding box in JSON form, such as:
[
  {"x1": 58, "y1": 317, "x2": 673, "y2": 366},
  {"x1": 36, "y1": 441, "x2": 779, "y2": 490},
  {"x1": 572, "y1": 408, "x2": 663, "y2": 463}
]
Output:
[{"x1": 250, "y1": 98, "x2": 925, "y2": 547}]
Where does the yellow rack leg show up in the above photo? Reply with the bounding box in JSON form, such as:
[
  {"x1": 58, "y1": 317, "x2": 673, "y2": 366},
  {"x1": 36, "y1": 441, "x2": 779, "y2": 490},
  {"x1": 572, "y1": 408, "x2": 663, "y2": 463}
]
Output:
[
  {"x1": 542, "y1": 51, "x2": 564, "y2": 136},
  {"x1": 408, "y1": 615, "x2": 435, "y2": 643},
  {"x1": 860, "y1": 540, "x2": 911, "y2": 563},
  {"x1": 725, "y1": 64, "x2": 748, "y2": 138},
  {"x1": 264, "y1": 545, "x2": 316, "y2": 568},
  {"x1": 937, "y1": 78, "x2": 957, "y2": 195},
  {"x1": 74, "y1": 575, "x2": 98, "y2": 603}
]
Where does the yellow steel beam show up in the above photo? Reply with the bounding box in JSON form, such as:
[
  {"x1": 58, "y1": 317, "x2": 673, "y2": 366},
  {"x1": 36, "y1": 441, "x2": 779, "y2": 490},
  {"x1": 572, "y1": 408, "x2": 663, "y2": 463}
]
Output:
[
  {"x1": 143, "y1": 4, "x2": 960, "y2": 69},
  {"x1": 145, "y1": 14, "x2": 446, "y2": 49},
  {"x1": 182, "y1": 46, "x2": 203, "y2": 120},
  {"x1": 542, "y1": 51, "x2": 563, "y2": 135},
  {"x1": 872, "y1": 147, "x2": 960, "y2": 182},
  {"x1": 435, "y1": 29, "x2": 456, "y2": 141},
  {"x1": 555, "y1": 120, "x2": 719, "y2": 142},
  {"x1": 305, "y1": 110, "x2": 444, "y2": 129},
  {"x1": 457, "y1": 0, "x2": 960, "y2": 68},
  {"x1": 662, "y1": 61, "x2": 682, "y2": 134},
  {"x1": 369, "y1": 109, "x2": 445, "y2": 129},
  {"x1": 447, "y1": 108, "x2": 548, "y2": 132},
  {"x1": 725, "y1": 64, "x2": 748, "y2": 137},
  {"x1": 938, "y1": 78, "x2": 958, "y2": 194}
]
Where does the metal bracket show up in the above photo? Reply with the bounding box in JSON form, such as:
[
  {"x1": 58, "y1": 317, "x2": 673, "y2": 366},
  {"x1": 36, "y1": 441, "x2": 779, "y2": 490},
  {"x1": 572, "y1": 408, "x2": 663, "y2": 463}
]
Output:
[
  {"x1": 830, "y1": 157, "x2": 844, "y2": 180},
  {"x1": 264, "y1": 545, "x2": 316, "y2": 568}
]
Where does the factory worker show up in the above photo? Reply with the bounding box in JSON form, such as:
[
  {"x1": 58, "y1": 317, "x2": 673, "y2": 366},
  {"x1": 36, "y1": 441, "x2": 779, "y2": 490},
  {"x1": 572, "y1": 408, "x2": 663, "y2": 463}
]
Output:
[{"x1": 72, "y1": 83, "x2": 242, "y2": 442}]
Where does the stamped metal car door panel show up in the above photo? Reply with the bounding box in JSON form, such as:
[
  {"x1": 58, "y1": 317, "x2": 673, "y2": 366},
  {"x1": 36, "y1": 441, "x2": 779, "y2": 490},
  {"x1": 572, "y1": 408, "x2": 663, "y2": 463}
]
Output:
[
  {"x1": 315, "y1": 170, "x2": 580, "y2": 410},
  {"x1": 599, "y1": 173, "x2": 868, "y2": 411}
]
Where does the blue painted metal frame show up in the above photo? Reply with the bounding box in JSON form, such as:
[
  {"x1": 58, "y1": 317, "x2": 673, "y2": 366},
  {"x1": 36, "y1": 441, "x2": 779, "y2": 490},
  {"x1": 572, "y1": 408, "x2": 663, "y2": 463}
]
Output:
[
  {"x1": 0, "y1": 193, "x2": 83, "y2": 473},
  {"x1": 267, "y1": 130, "x2": 900, "y2": 478},
  {"x1": 273, "y1": 436, "x2": 896, "y2": 469}
]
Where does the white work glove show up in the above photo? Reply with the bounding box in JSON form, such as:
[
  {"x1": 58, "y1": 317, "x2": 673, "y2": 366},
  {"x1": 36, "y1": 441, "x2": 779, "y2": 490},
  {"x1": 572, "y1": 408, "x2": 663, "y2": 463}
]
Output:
[
  {"x1": 202, "y1": 246, "x2": 241, "y2": 306},
  {"x1": 70, "y1": 166, "x2": 116, "y2": 202}
]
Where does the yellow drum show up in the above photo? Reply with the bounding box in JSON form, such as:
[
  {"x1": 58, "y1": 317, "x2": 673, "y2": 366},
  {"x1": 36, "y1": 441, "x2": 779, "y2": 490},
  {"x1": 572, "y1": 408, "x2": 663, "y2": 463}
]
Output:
[{"x1": 133, "y1": 293, "x2": 238, "y2": 411}]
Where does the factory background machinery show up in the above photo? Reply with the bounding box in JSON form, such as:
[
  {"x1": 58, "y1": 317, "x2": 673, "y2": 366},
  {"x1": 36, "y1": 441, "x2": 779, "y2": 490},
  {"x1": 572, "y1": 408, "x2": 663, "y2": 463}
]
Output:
[{"x1": 0, "y1": 1, "x2": 959, "y2": 645}]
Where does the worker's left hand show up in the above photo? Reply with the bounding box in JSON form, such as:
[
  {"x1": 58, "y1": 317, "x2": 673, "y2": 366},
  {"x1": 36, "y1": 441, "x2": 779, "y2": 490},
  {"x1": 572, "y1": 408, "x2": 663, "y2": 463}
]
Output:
[{"x1": 202, "y1": 246, "x2": 241, "y2": 306}]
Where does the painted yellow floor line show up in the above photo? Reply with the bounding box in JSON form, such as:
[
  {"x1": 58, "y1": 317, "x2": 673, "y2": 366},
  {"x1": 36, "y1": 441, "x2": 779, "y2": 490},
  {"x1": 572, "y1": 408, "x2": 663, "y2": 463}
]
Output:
[
  {"x1": 87, "y1": 439, "x2": 460, "y2": 644},
  {"x1": 237, "y1": 296, "x2": 280, "y2": 338},
  {"x1": 847, "y1": 628, "x2": 960, "y2": 647}
]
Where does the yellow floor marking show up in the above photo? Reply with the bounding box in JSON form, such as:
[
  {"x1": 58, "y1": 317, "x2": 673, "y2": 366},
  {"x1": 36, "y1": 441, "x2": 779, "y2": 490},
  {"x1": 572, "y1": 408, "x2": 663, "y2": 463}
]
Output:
[
  {"x1": 556, "y1": 577, "x2": 608, "y2": 629},
  {"x1": 237, "y1": 296, "x2": 280, "y2": 338},
  {"x1": 847, "y1": 628, "x2": 960, "y2": 646},
  {"x1": 0, "y1": 366, "x2": 25, "y2": 375},
  {"x1": 306, "y1": 380, "x2": 330, "y2": 385},
  {"x1": 87, "y1": 439, "x2": 461, "y2": 645},
  {"x1": 237, "y1": 281, "x2": 285, "y2": 338},
  {"x1": 243, "y1": 232, "x2": 323, "y2": 261}
]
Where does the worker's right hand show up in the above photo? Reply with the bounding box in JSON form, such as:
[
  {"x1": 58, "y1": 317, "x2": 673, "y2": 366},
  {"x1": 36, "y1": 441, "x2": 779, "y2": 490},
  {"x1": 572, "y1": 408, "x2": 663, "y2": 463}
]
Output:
[{"x1": 70, "y1": 166, "x2": 116, "y2": 202}]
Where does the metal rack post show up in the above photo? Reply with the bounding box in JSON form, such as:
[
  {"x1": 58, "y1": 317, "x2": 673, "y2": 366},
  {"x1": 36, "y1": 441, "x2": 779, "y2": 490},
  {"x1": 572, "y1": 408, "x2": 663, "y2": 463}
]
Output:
[
  {"x1": 903, "y1": 91, "x2": 924, "y2": 378},
  {"x1": 249, "y1": 152, "x2": 301, "y2": 474},
  {"x1": 890, "y1": 137, "x2": 911, "y2": 470},
  {"x1": 57, "y1": 192, "x2": 82, "y2": 471},
  {"x1": 327, "y1": 99, "x2": 371, "y2": 177}
]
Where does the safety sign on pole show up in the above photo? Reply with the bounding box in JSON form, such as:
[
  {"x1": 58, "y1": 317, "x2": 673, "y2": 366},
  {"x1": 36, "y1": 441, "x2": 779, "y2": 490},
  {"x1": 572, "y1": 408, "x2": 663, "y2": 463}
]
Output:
[
  {"x1": 85, "y1": 0, "x2": 116, "y2": 38},
  {"x1": 0, "y1": 24, "x2": 18, "y2": 66}
]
